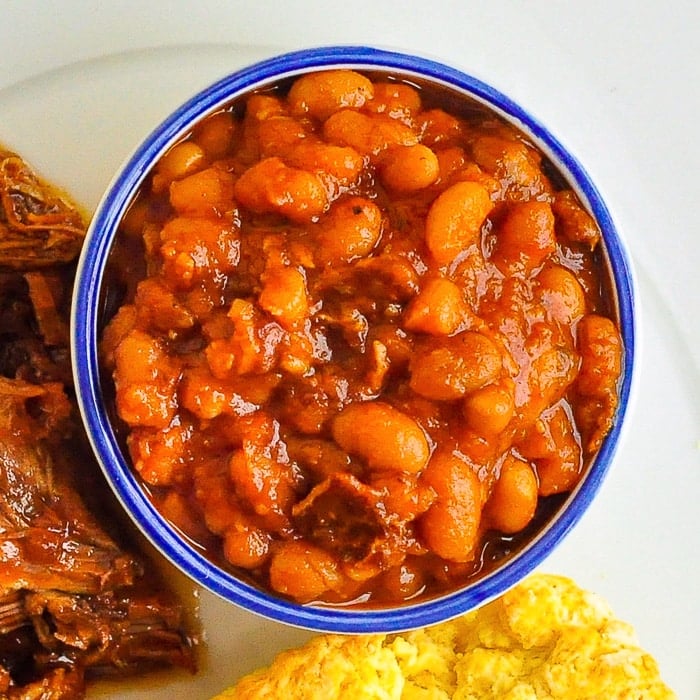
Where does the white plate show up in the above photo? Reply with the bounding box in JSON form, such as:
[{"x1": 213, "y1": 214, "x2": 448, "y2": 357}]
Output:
[{"x1": 1, "y1": 41, "x2": 699, "y2": 700}]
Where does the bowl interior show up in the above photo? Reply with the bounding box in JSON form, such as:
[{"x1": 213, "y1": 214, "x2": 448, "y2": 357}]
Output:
[{"x1": 71, "y1": 45, "x2": 636, "y2": 633}]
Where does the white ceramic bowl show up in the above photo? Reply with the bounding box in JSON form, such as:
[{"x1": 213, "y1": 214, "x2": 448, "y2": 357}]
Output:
[{"x1": 71, "y1": 45, "x2": 636, "y2": 633}]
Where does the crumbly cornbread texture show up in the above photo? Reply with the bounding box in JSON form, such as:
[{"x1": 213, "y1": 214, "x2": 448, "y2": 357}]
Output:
[{"x1": 213, "y1": 574, "x2": 675, "y2": 699}]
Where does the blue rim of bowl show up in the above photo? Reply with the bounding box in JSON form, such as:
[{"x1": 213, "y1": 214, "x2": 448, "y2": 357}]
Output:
[{"x1": 71, "y1": 45, "x2": 636, "y2": 634}]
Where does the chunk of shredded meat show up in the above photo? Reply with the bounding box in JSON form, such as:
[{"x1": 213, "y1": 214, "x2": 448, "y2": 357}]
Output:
[
  {"x1": 0, "y1": 150, "x2": 85, "y2": 269},
  {"x1": 0, "y1": 150, "x2": 195, "y2": 698}
]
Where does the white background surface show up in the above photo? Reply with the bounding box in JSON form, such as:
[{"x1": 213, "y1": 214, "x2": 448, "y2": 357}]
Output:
[{"x1": 1, "y1": 2, "x2": 699, "y2": 698}]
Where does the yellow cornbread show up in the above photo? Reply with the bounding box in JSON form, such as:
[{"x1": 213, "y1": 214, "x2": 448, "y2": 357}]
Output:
[{"x1": 213, "y1": 574, "x2": 675, "y2": 699}]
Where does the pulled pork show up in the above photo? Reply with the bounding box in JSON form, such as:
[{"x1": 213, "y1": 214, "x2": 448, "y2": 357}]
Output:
[{"x1": 0, "y1": 149, "x2": 195, "y2": 698}]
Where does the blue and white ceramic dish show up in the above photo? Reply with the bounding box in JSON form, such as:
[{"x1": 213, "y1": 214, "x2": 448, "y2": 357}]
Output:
[{"x1": 71, "y1": 45, "x2": 636, "y2": 634}]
